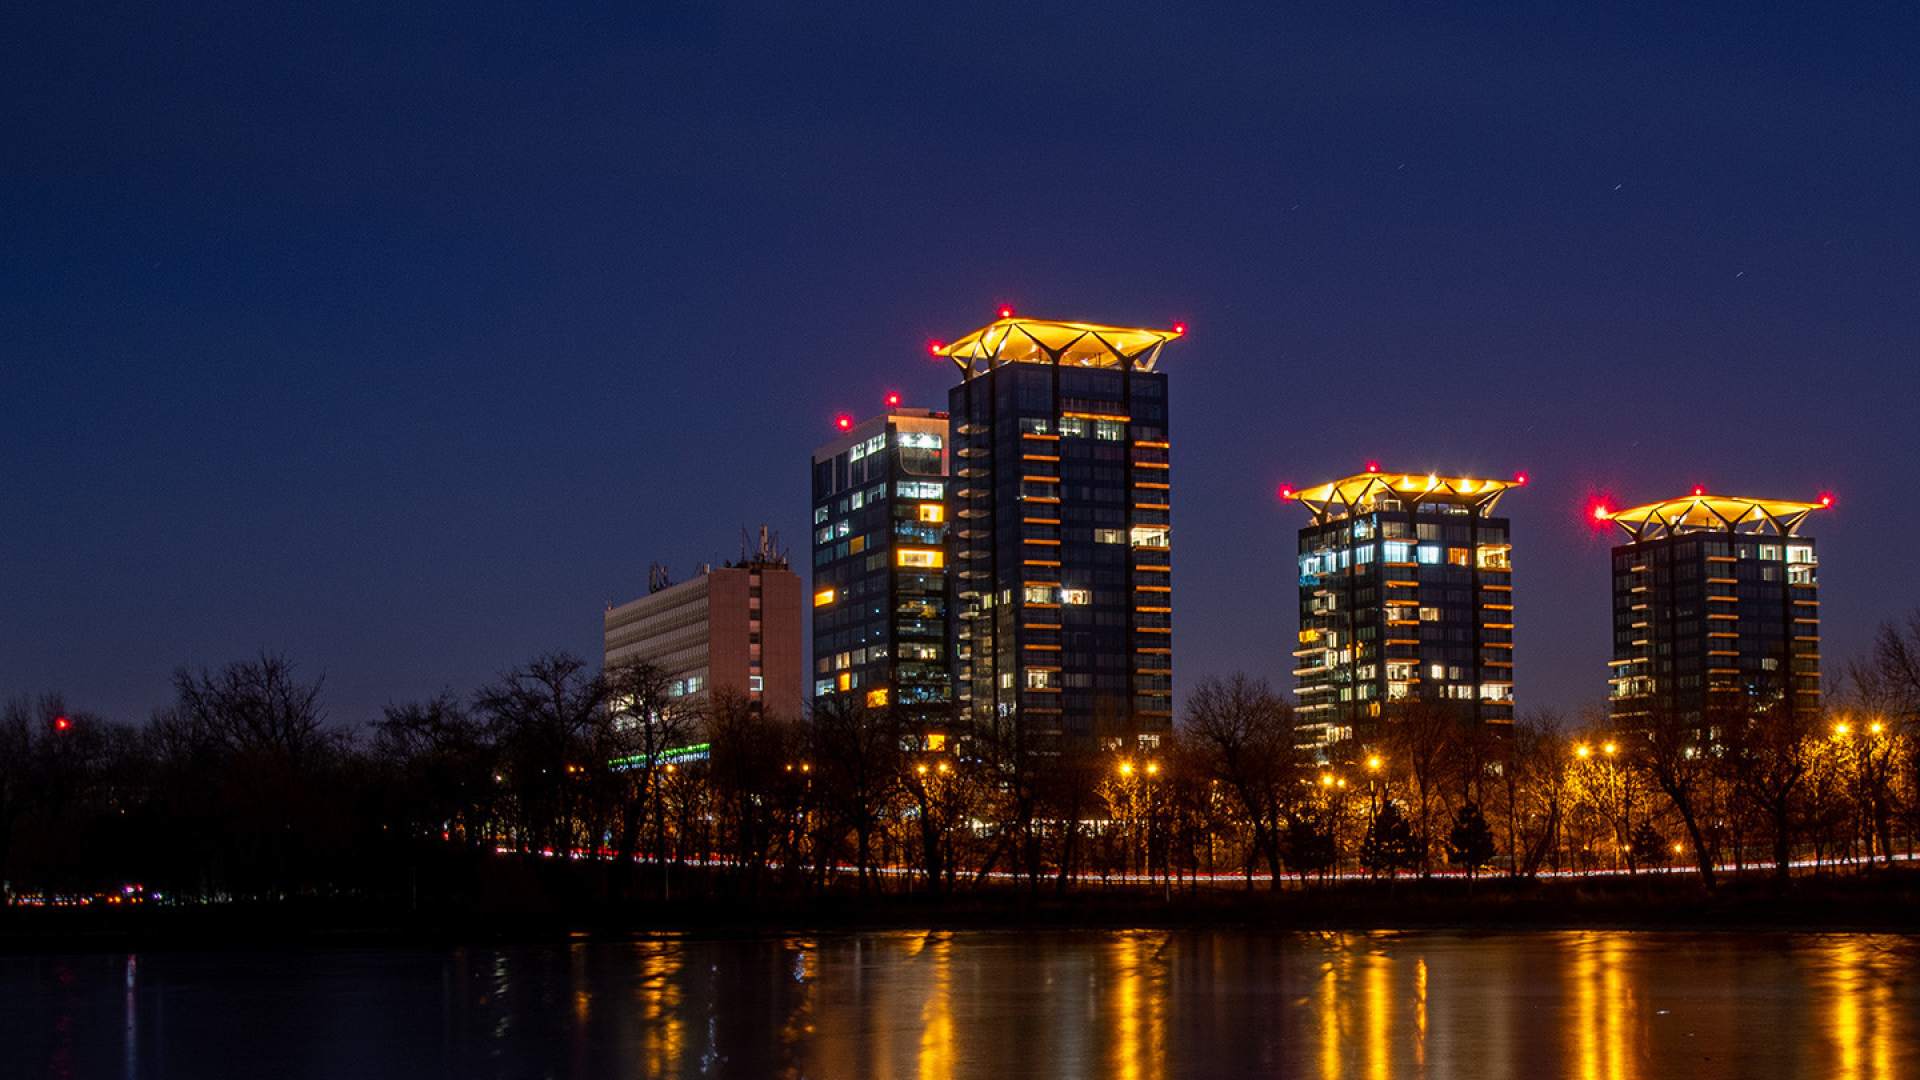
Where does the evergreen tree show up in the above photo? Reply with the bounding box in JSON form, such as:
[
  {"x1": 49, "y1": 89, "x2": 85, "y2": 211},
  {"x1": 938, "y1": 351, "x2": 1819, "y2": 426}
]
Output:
[
  {"x1": 1447, "y1": 801, "x2": 1497, "y2": 877},
  {"x1": 1361, "y1": 801, "x2": 1421, "y2": 877}
]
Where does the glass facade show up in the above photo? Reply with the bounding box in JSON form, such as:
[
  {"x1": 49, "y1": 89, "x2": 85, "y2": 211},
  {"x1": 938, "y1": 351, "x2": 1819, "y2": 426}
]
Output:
[
  {"x1": 1608, "y1": 532, "x2": 1820, "y2": 728},
  {"x1": 1291, "y1": 475, "x2": 1517, "y2": 757},
  {"x1": 810, "y1": 410, "x2": 952, "y2": 741},
  {"x1": 949, "y1": 363, "x2": 1172, "y2": 748}
]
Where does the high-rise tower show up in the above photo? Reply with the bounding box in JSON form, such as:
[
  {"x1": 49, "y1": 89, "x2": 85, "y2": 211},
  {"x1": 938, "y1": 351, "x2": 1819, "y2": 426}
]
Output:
[
  {"x1": 1285, "y1": 466, "x2": 1524, "y2": 757},
  {"x1": 809, "y1": 402, "x2": 953, "y2": 745},
  {"x1": 1600, "y1": 489, "x2": 1829, "y2": 730},
  {"x1": 937, "y1": 313, "x2": 1184, "y2": 752}
]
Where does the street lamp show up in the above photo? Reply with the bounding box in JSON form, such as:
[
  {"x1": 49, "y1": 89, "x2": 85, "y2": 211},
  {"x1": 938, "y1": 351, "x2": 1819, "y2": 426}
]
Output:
[{"x1": 1574, "y1": 744, "x2": 1592, "y2": 759}]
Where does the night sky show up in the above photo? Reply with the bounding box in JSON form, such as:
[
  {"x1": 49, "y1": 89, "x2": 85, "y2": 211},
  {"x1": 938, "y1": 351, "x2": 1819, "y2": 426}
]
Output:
[{"x1": 6, "y1": 4, "x2": 1917, "y2": 728}]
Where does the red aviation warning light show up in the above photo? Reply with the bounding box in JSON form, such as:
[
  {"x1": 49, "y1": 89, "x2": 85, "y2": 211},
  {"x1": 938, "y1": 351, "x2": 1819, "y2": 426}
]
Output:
[
  {"x1": 53, "y1": 715, "x2": 71, "y2": 733},
  {"x1": 1363, "y1": 460, "x2": 1381, "y2": 474},
  {"x1": 1277, "y1": 484, "x2": 1295, "y2": 500},
  {"x1": 1691, "y1": 485, "x2": 1706, "y2": 497},
  {"x1": 1818, "y1": 491, "x2": 1835, "y2": 508},
  {"x1": 1513, "y1": 471, "x2": 1530, "y2": 486},
  {"x1": 926, "y1": 340, "x2": 944, "y2": 357},
  {"x1": 834, "y1": 414, "x2": 853, "y2": 432},
  {"x1": 1590, "y1": 501, "x2": 1613, "y2": 522},
  {"x1": 884, "y1": 392, "x2": 901, "y2": 408},
  {"x1": 1171, "y1": 321, "x2": 1188, "y2": 335},
  {"x1": 997, "y1": 305, "x2": 1015, "y2": 319}
]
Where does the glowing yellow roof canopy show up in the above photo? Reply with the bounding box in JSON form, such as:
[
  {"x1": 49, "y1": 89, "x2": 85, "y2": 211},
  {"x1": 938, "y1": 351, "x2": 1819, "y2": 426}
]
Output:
[
  {"x1": 1285, "y1": 469, "x2": 1523, "y2": 523},
  {"x1": 1602, "y1": 492, "x2": 1829, "y2": 540},
  {"x1": 936, "y1": 316, "x2": 1184, "y2": 378}
]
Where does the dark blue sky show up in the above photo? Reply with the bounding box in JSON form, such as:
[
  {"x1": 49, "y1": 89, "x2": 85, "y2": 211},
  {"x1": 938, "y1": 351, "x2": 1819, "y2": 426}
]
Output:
[{"x1": 6, "y1": 3, "x2": 1917, "y2": 727}]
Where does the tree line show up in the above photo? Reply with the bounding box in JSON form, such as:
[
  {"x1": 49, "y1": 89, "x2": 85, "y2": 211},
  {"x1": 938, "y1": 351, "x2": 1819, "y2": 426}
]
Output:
[{"x1": 5, "y1": 610, "x2": 1920, "y2": 905}]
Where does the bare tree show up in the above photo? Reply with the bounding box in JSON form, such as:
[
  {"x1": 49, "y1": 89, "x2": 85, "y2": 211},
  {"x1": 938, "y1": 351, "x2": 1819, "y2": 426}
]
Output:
[
  {"x1": 1183, "y1": 675, "x2": 1301, "y2": 890},
  {"x1": 1630, "y1": 705, "x2": 1722, "y2": 887}
]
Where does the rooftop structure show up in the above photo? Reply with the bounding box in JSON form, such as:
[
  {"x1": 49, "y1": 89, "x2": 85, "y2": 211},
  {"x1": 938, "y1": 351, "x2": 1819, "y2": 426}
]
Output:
[{"x1": 934, "y1": 313, "x2": 1187, "y2": 379}]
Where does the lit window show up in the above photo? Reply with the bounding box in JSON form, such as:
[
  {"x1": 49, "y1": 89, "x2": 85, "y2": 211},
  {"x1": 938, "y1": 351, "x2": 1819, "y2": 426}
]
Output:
[
  {"x1": 1094, "y1": 528, "x2": 1124, "y2": 544},
  {"x1": 1417, "y1": 545, "x2": 1441, "y2": 564},
  {"x1": 814, "y1": 588, "x2": 836, "y2": 607},
  {"x1": 926, "y1": 733, "x2": 947, "y2": 751},
  {"x1": 866, "y1": 687, "x2": 890, "y2": 707},
  {"x1": 1025, "y1": 669, "x2": 1054, "y2": 689},
  {"x1": 898, "y1": 481, "x2": 944, "y2": 499},
  {"x1": 1058, "y1": 417, "x2": 1088, "y2": 437},
  {"x1": 815, "y1": 679, "x2": 834, "y2": 696},
  {"x1": 896, "y1": 547, "x2": 944, "y2": 568},
  {"x1": 1447, "y1": 547, "x2": 1471, "y2": 567},
  {"x1": 1129, "y1": 525, "x2": 1169, "y2": 549},
  {"x1": 918, "y1": 503, "x2": 944, "y2": 523},
  {"x1": 1094, "y1": 420, "x2": 1125, "y2": 441},
  {"x1": 1061, "y1": 588, "x2": 1091, "y2": 605},
  {"x1": 1383, "y1": 541, "x2": 1412, "y2": 563},
  {"x1": 897, "y1": 432, "x2": 943, "y2": 450},
  {"x1": 1024, "y1": 585, "x2": 1056, "y2": 604},
  {"x1": 749, "y1": 675, "x2": 764, "y2": 693},
  {"x1": 813, "y1": 506, "x2": 828, "y2": 524},
  {"x1": 837, "y1": 672, "x2": 852, "y2": 692},
  {"x1": 1430, "y1": 663, "x2": 1445, "y2": 679}
]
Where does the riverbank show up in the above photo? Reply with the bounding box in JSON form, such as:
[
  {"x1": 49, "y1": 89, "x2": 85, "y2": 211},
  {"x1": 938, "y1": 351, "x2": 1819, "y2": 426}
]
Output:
[{"x1": 7, "y1": 867, "x2": 1920, "y2": 952}]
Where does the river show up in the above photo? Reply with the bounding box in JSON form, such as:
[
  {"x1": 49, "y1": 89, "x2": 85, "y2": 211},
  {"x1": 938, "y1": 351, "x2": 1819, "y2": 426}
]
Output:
[{"x1": 5, "y1": 930, "x2": 1915, "y2": 1078}]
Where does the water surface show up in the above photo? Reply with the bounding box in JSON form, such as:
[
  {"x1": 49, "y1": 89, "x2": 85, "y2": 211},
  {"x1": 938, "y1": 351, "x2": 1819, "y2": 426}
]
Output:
[{"x1": 5, "y1": 930, "x2": 1915, "y2": 1078}]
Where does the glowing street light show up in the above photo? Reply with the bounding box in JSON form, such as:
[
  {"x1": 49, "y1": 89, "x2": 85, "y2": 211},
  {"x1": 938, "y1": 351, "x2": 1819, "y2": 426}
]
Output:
[
  {"x1": 1833, "y1": 721, "x2": 1853, "y2": 738},
  {"x1": 1366, "y1": 755, "x2": 1383, "y2": 772},
  {"x1": 1602, "y1": 742, "x2": 1618, "y2": 757},
  {"x1": 1574, "y1": 744, "x2": 1592, "y2": 759},
  {"x1": 1118, "y1": 761, "x2": 1135, "y2": 778},
  {"x1": 1870, "y1": 720, "x2": 1885, "y2": 736},
  {"x1": 1145, "y1": 761, "x2": 1160, "y2": 777}
]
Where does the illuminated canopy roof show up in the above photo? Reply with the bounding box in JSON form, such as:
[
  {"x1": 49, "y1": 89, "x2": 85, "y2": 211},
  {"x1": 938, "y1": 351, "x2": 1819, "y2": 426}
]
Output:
[
  {"x1": 936, "y1": 316, "x2": 1183, "y2": 378},
  {"x1": 1602, "y1": 493, "x2": 1828, "y2": 541},
  {"x1": 1285, "y1": 470, "x2": 1521, "y2": 524}
]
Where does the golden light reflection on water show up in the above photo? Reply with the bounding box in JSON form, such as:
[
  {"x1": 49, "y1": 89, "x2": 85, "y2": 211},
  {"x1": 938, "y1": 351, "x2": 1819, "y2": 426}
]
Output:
[
  {"x1": 1825, "y1": 937, "x2": 1901, "y2": 1080},
  {"x1": 1306, "y1": 934, "x2": 1426, "y2": 1080},
  {"x1": 1108, "y1": 931, "x2": 1168, "y2": 1080},
  {"x1": 917, "y1": 932, "x2": 954, "y2": 1080},
  {"x1": 633, "y1": 939, "x2": 683, "y2": 1076},
  {"x1": 1568, "y1": 932, "x2": 1637, "y2": 1080}
]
